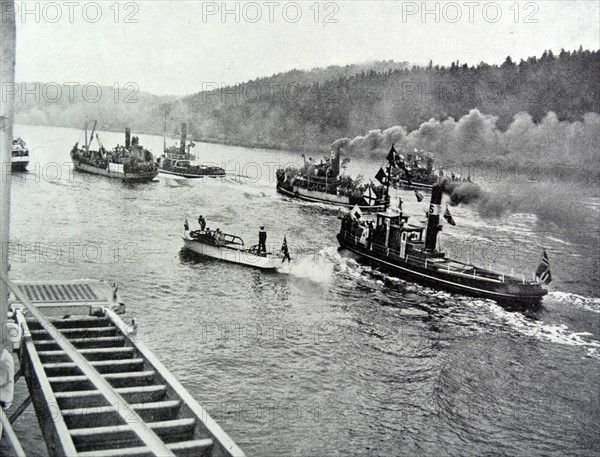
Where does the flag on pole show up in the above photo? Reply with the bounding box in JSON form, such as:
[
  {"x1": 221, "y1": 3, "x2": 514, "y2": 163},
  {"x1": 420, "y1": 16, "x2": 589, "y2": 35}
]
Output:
[
  {"x1": 535, "y1": 250, "x2": 552, "y2": 284},
  {"x1": 386, "y1": 145, "x2": 400, "y2": 167},
  {"x1": 362, "y1": 184, "x2": 377, "y2": 206},
  {"x1": 375, "y1": 167, "x2": 388, "y2": 185},
  {"x1": 350, "y1": 204, "x2": 362, "y2": 220},
  {"x1": 281, "y1": 236, "x2": 291, "y2": 263},
  {"x1": 443, "y1": 206, "x2": 456, "y2": 226},
  {"x1": 414, "y1": 190, "x2": 424, "y2": 202}
]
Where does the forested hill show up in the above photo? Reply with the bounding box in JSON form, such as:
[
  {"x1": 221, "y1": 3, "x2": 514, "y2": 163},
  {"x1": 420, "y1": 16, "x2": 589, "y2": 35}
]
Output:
[{"x1": 15, "y1": 49, "x2": 600, "y2": 154}]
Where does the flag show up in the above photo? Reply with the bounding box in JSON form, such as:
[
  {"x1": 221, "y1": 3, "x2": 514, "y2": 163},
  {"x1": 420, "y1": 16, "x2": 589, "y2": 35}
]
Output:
[
  {"x1": 189, "y1": 140, "x2": 195, "y2": 148},
  {"x1": 535, "y1": 250, "x2": 552, "y2": 284},
  {"x1": 350, "y1": 204, "x2": 362, "y2": 220},
  {"x1": 112, "y1": 283, "x2": 119, "y2": 303},
  {"x1": 414, "y1": 190, "x2": 424, "y2": 202},
  {"x1": 281, "y1": 236, "x2": 291, "y2": 263},
  {"x1": 444, "y1": 206, "x2": 456, "y2": 226},
  {"x1": 362, "y1": 184, "x2": 377, "y2": 206},
  {"x1": 386, "y1": 145, "x2": 400, "y2": 167},
  {"x1": 184, "y1": 218, "x2": 189, "y2": 231},
  {"x1": 375, "y1": 167, "x2": 388, "y2": 185}
]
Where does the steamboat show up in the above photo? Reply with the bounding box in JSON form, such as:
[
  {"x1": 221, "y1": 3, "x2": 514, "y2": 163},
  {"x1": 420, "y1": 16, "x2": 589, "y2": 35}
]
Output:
[
  {"x1": 276, "y1": 149, "x2": 388, "y2": 212},
  {"x1": 70, "y1": 122, "x2": 158, "y2": 183},
  {"x1": 11, "y1": 137, "x2": 29, "y2": 171},
  {"x1": 158, "y1": 123, "x2": 225, "y2": 178},
  {"x1": 337, "y1": 147, "x2": 550, "y2": 308}
]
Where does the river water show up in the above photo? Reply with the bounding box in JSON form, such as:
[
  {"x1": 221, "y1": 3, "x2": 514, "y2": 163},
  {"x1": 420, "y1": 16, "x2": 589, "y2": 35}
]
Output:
[{"x1": 7, "y1": 124, "x2": 600, "y2": 456}]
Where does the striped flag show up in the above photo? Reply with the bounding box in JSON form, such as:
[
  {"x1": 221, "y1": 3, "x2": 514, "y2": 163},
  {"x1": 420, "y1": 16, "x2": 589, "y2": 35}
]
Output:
[
  {"x1": 535, "y1": 250, "x2": 552, "y2": 284},
  {"x1": 444, "y1": 206, "x2": 456, "y2": 226}
]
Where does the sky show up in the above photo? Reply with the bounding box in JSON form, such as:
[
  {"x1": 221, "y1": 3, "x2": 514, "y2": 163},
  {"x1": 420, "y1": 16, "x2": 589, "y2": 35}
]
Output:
[{"x1": 12, "y1": 0, "x2": 600, "y2": 96}]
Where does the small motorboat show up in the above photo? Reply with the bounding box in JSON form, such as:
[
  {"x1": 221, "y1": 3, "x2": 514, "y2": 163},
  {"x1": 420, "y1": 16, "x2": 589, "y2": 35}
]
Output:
[{"x1": 182, "y1": 228, "x2": 289, "y2": 270}]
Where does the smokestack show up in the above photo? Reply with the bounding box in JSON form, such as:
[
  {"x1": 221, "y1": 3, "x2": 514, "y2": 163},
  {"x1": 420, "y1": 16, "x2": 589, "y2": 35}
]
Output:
[
  {"x1": 330, "y1": 149, "x2": 340, "y2": 176},
  {"x1": 425, "y1": 184, "x2": 444, "y2": 252},
  {"x1": 125, "y1": 128, "x2": 131, "y2": 149},
  {"x1": 180, "y1": 123, "x2": 187, "y2": 154}
]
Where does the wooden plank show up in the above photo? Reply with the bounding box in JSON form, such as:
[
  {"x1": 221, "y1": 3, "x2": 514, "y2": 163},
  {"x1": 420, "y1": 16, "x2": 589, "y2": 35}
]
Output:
[{"x1": 77, "y1": 439, "x2": 214, "y2": 457}]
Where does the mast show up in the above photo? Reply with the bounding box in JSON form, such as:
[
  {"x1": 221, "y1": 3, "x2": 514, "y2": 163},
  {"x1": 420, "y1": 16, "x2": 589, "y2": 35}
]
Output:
[
  {"x1": 88, "y1": 120, "x2": 97, "y2": 149},
  {"x1": 180, "y1": 123, "x2": 187, "y2": 155},
  {"x1": 84, "y1": 121, "x2": 88, "y2": 150},
  {"x1": 1, "y1": 0, "x2": 17, "y2": 351}
]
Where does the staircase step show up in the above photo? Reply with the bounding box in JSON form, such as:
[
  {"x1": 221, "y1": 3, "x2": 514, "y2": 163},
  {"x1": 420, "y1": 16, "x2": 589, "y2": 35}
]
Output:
[
  {"x1": 27, "y1": 317, "x2": 112, "y2": 330},
  {"x1": 34, "y1": 336, "x2": 125, "y2": 350},
  {"x1": 62, "y1": 400, "x2": 181, "y2": 429},
  {"x1": 70, "y1": 418, "x2": 197, "y2": 452},
  {"x1": 31, "y1": 326, "x2": 118, "y2": 340},
  {"x1": 55, "y1": 385, "x2": 168, "y2": 409},
  {"x1": 38, "y1": 347, "x2": 135, "y2": 363},
  {"x1": 48, "y1": 371, "x2": 155, "y2": 392},
  {"x1": 77, "y1": 439, "x2": 214, "y2": 457},
  {"x1": 43, "y1": 358, "x2": 144, "y2": 376}
]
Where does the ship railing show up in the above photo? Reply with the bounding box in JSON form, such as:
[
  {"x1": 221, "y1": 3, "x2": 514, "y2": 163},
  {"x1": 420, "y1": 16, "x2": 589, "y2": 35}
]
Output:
[{"x1": 0, "y1": 273, "x2": 178, "y2": 457}]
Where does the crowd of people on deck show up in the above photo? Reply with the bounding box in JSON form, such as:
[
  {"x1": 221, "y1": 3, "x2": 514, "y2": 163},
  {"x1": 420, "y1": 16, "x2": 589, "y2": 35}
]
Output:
[{"x1": 71, "y1": 136, "x2": 157, "y2": 173}]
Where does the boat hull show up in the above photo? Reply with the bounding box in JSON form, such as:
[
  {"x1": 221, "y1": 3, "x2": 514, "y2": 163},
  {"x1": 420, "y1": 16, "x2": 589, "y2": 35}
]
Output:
[
  {"x1": 277, "y1": 183, "x2": 386, "y2": 212},
  {"x1": 337, "y1": 232, "x2": 546, "y2": 307},
  {"x1": 72, "y1": 161, "x2": 158, "y2": 183},
  {"x1": 159, "y1": 168, "x2": 225, "y2": 178},
  {"x1": 183, "y1": 237, "x2": 278, "y2": 270}
]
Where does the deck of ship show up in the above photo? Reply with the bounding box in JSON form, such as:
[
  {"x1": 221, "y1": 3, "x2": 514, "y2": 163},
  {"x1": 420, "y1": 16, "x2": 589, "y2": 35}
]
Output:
[{"x1": 0, "y1": 278, "x2": 245, "y2": 457}]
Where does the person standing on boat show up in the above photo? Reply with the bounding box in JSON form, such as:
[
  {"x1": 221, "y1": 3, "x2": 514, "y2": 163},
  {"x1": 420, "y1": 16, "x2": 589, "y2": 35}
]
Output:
[
  {"x1": 198, "y1": 215, "x2": 206, "y2": 231},
  {"x1": 258, "y1": 226, "x2": 267, "y2": 253}
]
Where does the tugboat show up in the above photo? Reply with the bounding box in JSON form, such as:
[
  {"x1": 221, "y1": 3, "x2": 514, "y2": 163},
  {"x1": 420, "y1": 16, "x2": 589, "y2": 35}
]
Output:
[
  {"x1": 158, "y1": 123, "x2": 225, "y2": 178},
  {"x1": 182, "y1": 222, "x2": 289, "y2": 270},
  {"x1": 70, "y1": 121, "x2": 158, "y2": 182},
  {"x1": 276, "y1": 149, "x2": 388, "y2": 212},
  {"x1": 11, "y1": 137, "x2": 29, "y2": 171},
  {"x1": 336, "y1": 147, "x2": 550, "y2": 308},
  {"x1": 393, "y1": 150, "x2": 439, "y2": 190}
]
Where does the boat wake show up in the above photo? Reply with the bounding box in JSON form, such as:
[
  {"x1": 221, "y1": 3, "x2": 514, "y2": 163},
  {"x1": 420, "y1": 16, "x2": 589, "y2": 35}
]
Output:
[
  {"x1": 548, "y1": 291, "x2": 600, "y2": 314},
  {"x1": 277, "y1": 247, "x2": 336, "y2": 283},
  {"x1": 487, "y1": 304, "x2": 600, "y2": 360}
]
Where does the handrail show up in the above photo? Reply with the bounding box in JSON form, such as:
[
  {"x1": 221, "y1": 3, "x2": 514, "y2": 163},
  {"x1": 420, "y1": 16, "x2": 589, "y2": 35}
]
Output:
[
  {"x1": 0, "y1": 408, "x2": 26, "y2": 457},
  {"x1": 0, "y1": 273, "x2": 176, "y2": 457}
]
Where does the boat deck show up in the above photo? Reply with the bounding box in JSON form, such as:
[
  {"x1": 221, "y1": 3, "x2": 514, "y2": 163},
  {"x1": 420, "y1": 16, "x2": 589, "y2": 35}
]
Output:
[{"x1": 2, "y1": 279, "x2": 244, "y2": 457}]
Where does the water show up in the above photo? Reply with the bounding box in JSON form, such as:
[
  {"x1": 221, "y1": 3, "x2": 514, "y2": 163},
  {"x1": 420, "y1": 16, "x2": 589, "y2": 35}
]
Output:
[{"x1": 7, "y1": 124, "x2": 600, "y2": 456}]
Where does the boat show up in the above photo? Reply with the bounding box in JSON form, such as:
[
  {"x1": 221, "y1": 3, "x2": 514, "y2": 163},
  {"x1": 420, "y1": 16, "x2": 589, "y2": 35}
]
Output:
[
  {"x1": 70, "y1": 122, "x2": 158, "y2": 183},
  {"x1": 158, "y1": 123, "x2": 225, "y2": 178},
  {"x1": 11, "y1": 137, "x2": 29, "y2": 171},
  {"x1": 182, "y1": 227, "x2": 286, "y2": 270},
  {"x1": 336, "y1": 148, "x2": 549, "y2": 308},
  {"x1": 276, "y1": 149, "x2": 388, "y2": 212}
]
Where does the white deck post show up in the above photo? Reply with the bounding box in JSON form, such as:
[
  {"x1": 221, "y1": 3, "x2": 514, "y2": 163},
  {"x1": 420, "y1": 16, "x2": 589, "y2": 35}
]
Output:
[{"x1": 0, "y1": 1, "x2": 17, "y2": 351}]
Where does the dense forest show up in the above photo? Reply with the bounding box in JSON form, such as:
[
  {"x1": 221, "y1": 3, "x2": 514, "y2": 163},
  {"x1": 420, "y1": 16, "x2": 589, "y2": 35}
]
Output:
[{"x1": 15, "y1": 48, "x2": 600, "y2": 170}]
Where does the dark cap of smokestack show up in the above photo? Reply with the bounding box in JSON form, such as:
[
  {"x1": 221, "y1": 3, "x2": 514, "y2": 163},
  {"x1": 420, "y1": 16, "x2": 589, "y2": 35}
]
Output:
[{"x1": 125, "y1": 128, "x2": 131, "y2": 149}]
